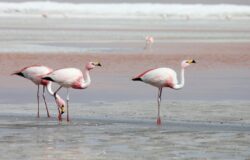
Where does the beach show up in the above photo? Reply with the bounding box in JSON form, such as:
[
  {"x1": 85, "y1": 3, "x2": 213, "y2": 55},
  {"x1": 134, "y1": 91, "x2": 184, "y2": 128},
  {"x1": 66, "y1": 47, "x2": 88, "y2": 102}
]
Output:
[{"x1": 0, "y1": 2, "x2": 250, "y2": 159}]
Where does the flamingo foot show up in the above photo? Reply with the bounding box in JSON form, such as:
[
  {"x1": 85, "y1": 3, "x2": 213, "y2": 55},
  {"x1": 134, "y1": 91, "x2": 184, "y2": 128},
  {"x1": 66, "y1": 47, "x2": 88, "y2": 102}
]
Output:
[
  {"x1": 156, "y1": 117, "x2": 161, "y2": 125},
  {"x1": 58, "y1": 114, "x2": 62, "y2": 121}
]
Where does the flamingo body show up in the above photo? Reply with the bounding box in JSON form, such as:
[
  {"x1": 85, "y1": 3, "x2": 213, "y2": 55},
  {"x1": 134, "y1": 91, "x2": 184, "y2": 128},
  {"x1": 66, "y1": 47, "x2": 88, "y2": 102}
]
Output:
[
  {"x1": 13, "y1": 65, "x2": 65, "y2": 118},
  {"x1": 43, "y1": 62, "x2": 101, "y2": 122},
  {"x1": 46, "y1": 68, "x2": 84, "y2": 89},
  {"x1": 16, "y1": 65, "x2": 52, "y2": 85},
  {"x1": 134, "y1": 68, "x2": 178, "y2": 88},
  {"x1": 13, "y1": 65, "x2": 53, "y2": 118},
  {"x1": 132, "y1": 60, "x2": 196, "y2": 125},
  {"x1": 144, "y1": 36, "x2": 154, "y2": 49}
]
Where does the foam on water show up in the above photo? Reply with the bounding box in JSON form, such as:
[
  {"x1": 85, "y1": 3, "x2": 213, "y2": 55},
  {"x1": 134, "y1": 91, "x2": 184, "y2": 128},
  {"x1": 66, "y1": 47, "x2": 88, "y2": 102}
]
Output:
[{"x1": 0, "y1": 1, "x2": 250, "y2": 19}]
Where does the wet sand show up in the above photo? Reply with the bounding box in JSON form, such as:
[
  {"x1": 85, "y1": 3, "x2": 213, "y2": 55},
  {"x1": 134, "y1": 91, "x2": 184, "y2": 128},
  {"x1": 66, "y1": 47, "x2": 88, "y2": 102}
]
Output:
[
  {"x1": 1, "y1": 101, "x2": 250, "y2": 160},
  {"x1": 2, "y1": 47, "x2": 250, "y2": 102}
]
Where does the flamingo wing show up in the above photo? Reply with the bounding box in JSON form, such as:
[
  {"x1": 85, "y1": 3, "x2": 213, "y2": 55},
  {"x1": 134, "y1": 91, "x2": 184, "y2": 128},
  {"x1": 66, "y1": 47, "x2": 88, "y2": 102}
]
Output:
[
  {"x1": 45, "y1": 68, "x2": 84, "y2": 88},
  {"x1": 134, "y1": 68, "x2": 178, "y2": 88},
  {"x1": 16, "y1": 65, "x2": 52, "y2": 84}
]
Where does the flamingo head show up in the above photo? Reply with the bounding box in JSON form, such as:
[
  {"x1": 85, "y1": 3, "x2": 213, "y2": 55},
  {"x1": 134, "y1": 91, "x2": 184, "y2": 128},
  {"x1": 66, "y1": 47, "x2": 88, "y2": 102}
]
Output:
[
  {"x1": 56, "y1": 97, "x2": 65, "y2": 114},
  {"x1": 86, "y1": 62, "x2": 102, "y2": 70},
  {"x1": 181, "y1": 59, "x2": 196, "y2": 68}
]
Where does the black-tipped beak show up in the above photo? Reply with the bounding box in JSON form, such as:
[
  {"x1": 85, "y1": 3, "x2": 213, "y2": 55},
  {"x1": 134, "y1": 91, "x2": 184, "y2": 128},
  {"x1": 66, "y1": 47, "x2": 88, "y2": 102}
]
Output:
[
  {"x1": 192, "y1": 60, "x2": 196, "y2": 63},
  {"x1": 60, "y1": 105, "x2": 65, "y2": 114},
  {"x1": 97, "y1": 63, "x2": 102, "y2": 67}
]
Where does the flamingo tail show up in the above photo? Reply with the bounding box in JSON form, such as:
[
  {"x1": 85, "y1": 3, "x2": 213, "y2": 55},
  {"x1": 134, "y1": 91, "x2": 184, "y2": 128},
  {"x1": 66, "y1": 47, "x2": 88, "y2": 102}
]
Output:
[
  {"x1": 11, "y1": 72, "x2": 24, "y2": 77},
  {"x1": 42, "y1": 77, "x2": 55, "y2": 82},
  {"x1": 132, "y1": 77, "x2": 142, "y2": 81}
]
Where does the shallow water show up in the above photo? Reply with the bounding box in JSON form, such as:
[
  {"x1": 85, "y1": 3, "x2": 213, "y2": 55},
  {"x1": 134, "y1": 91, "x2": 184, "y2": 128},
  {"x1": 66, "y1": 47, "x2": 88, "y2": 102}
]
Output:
[{"x1": 0, "y1": 102, "x2": 250, "y2": 160}]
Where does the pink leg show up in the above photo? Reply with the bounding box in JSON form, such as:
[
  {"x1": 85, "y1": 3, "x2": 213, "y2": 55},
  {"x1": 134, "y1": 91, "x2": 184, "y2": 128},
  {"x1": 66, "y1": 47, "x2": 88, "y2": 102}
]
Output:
[
  {"x1": 43, "y1": 86, "x2": 50, "y2": 118},
  {"x1": 37, "y1": 85, "x2": 40, "y2": 118},
  {"x1": 66, "y1": 88, "x2": 70, "y2": 122},
  {"x1": 157, "y1": 117, "x2": 161, "y2": 125},
  {"x1": 156, "y1": 87, "x2": 162, "y2": 125}
]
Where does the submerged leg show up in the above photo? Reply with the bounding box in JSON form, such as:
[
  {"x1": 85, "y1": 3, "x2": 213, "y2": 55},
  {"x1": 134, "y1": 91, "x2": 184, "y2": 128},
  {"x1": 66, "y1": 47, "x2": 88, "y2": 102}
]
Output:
[
  {"x1": 157, "y1": 87, "x2": 162, "y2": 125},
  {"x1": 54, "y1": 86, "x2": 63, "y2": 121},
  {"x1": 37, "y1": 85, "x2": 40, "y2": 118},
  {"x1": 43, "y1": 85, "x2": 50, "y2": 118},
  {"x1": 66, "y1": 88, "x2": 70, "y2": 122}
]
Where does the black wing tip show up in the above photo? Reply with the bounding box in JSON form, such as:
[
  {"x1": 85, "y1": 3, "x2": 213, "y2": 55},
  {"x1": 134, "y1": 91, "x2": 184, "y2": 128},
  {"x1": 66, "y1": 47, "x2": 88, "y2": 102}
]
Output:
[
  {"x1": 12, "y1": 72, "x2": 24, "y2": 77},
  {"x1": 132, "y1": 77, "x2": 142, "y2": 81},
  {"x1": 42, "y1": 77, "x2": 55, "y2": 82}
]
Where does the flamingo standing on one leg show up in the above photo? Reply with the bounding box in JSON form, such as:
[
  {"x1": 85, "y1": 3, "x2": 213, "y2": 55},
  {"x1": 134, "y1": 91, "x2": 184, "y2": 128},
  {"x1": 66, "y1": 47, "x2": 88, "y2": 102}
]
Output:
[
  {"x1": 144, "y1": 36, "x2": 154, "y2": 50},
  {"x1": 12, "y1": 65, "x2": 65, "y2": 118},
  {"x1": 42, "y1": 62, "x2": 102, "y2": 122},
  {"x1": 132, "y1": 60, "x2": 196, "y2": 125}
]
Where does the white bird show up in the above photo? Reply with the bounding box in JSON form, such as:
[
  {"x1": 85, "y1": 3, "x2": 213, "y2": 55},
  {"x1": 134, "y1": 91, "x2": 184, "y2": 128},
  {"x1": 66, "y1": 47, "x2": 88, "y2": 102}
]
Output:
[
  {"x1": 144, "y1": 36, "x2": 154, "y2": 50},
  {"x1": 12, "y1": 65, "x2": 65, "y2": 118},
  {"x1": 42, "y1": 62, "x2": 102, "y2": 122},
  {"x1": 132, "y1": 60, "x2": 196, "y2": 125}
]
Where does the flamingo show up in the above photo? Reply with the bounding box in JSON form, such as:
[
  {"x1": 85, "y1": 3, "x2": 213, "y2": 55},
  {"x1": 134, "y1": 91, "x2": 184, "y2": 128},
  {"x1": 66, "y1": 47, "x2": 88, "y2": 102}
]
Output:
[
  {"x1": 12, "y1": 65, "x2": 65, "y2": 118},
  {"x1": 132, "y1": 60, "x2": 196, "y2": 125},
  {"x1": 144, "y1": 36, "x2": 154, "y2": 50},
  {"x1": 42, "y1": 62, "x2": 102, "y2": 122}
]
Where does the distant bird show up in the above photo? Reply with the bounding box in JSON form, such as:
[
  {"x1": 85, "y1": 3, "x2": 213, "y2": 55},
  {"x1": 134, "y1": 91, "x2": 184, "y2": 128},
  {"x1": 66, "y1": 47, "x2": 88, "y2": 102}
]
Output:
[
  {"x1": 42, "y1": 62, "x2": 102, "y2": 122},
  {"x1": 12, "y1": 65, "x2": 65, "y2": 118},
  {"x1": 132, "y1": 60, "x2": 196, "y2": 125},
  {"x1": 41, "y1": 13, "x2": 48, "y2": 18},
  {"x1": 144, "y1": 36, "x2": 154, "y2": 50}
]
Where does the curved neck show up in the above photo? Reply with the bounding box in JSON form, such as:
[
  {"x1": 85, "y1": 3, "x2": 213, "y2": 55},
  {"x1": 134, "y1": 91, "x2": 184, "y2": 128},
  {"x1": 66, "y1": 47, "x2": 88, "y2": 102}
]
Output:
[
  {"x1": 173, "y1": 67, "x2": 185, "y2": 90},
  {"x1": 46, "y1": 81, "x2": 60, "y2": 99},
  {"x1": 80, "y1": 69, "x2": 91, "y2": 89}
]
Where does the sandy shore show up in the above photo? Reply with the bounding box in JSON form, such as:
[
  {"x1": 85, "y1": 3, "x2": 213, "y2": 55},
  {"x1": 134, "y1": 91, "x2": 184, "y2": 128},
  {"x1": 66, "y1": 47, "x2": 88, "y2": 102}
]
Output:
[{"x1": 2, "y1": 42, "x2": 250, "y2": 102}]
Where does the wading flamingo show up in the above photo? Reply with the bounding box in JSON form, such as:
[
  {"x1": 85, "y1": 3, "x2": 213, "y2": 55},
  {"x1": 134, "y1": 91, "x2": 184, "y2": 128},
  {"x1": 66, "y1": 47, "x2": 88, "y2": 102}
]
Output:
[
  {"x1": 42, "y1": 62, "x2": 102, "y2": 122},
  {"x1": 144, "y1": 36, "x2": 154, "y2": 50},
  {"x1": 132, "y1": 60, "x2": 196, "y2": 125},
  {"x1": 12, "y1": 65, "x2": 65, "y2": 118}
]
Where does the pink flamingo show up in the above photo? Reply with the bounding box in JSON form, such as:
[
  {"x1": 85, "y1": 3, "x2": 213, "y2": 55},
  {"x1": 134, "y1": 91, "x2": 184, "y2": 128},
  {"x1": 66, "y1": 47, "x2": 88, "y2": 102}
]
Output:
[
  {"x1": 12, "y1": 65, "x2": 65, "y2": 118},
  {"x1": 42, "y1": 62, "x2": 102, "y2": 122},
  {"x1": 144, "y1": 36, "x2": 154, "y2": 50},
  {"x1": 132, "y1": 60, "x2": 196, "y2": 125}
]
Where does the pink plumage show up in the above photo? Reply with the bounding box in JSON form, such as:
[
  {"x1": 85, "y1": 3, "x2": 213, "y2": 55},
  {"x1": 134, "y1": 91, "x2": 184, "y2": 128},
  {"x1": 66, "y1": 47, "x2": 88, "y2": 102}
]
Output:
[
  {"x1": 12, "y1": 65, "x2": 65, "y2": 118},
  {"x1": 43, "y1": 62, "x2": 102, "y2": 122},
  {"x1": 132, "y1": 60, "x2": 196, "y2": 125}
]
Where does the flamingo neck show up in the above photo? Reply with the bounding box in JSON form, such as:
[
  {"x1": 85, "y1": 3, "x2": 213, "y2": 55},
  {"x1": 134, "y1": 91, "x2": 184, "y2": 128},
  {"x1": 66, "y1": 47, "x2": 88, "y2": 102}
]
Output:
[
  {"x1": 46, "y1": 82, "x2": 60, "y2": 99},
  {"x1": 173, "y1": 67, "x2": 185, "y2": 90},
  {"x1": 80, "y1": 69, "x2": 91, "y2": 89}
]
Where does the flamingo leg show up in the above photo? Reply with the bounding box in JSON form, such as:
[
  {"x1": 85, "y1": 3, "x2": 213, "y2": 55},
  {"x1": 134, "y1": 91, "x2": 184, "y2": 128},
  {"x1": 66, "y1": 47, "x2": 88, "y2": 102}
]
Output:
[
  {"x1": 157, "y1": 87, "x2": 162, "y2": 125},
  {"x1": 42, "y1": 85, "x2": 50, "y2": 118},
  {"x1": 148, "y1": 42, "x2": 152, "y2": 49},
  {"x1": 54, "y1": 86, "x2": 63, "y2": 121},
  {"x1": 66, "y1": 88, "x2": 70, "y2": 122},
  {"x1": 144, "y1": 43, "x2": 148, "y2": 50},
  {"x1": 37, "y1": 85, "x2": 40, "y2": 118}
]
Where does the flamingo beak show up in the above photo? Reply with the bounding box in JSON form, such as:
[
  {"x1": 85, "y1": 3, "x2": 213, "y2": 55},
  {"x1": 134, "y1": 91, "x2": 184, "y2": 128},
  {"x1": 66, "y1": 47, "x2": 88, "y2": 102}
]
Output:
[
  {"x1": 95, "y1": 62, "x2": 102, "y2": 67},
  {"x1": 60, "y1": 105, "x2": 65, "y2": 114},
  {"x1": 188, "y1": 60, "x2": 196, "y2": 64}
]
